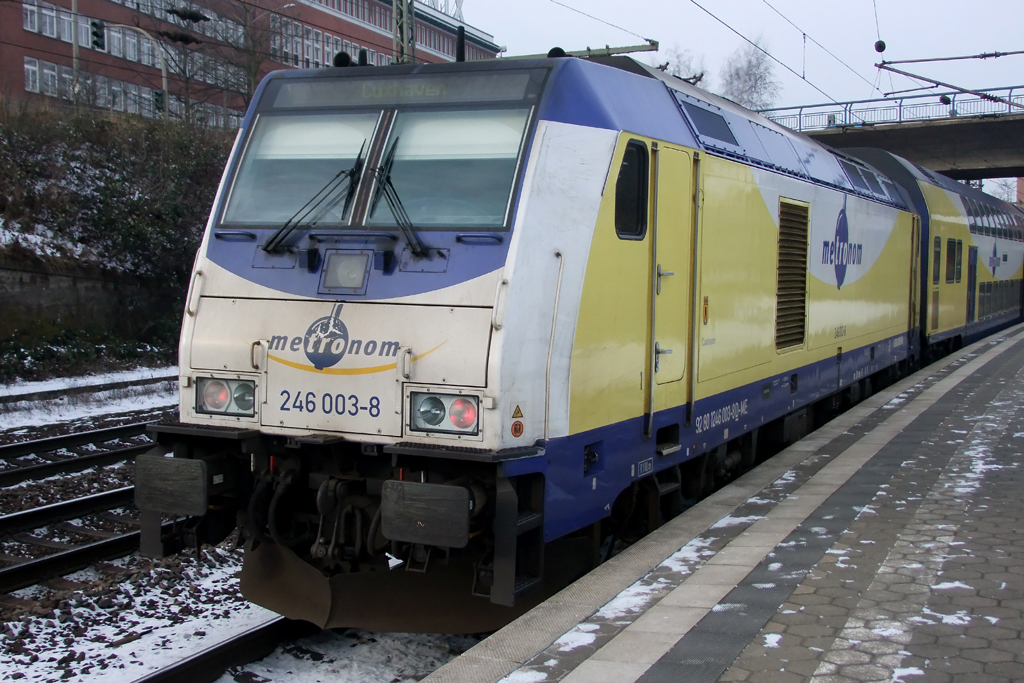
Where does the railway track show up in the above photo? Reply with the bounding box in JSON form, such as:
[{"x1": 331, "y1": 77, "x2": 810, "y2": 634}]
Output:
[
  {"x1": 0, "y1": 422, "x2": 164, "y2": 593},
  {"x1": 0, "y1": 486, "x2": 159, "y2": 593},
  {"x1": 0, "y1": 422, "x2": 155, "y2": 487},
  {"x1": 134, "y1": 618, "x2": 319, "y2": 683}
]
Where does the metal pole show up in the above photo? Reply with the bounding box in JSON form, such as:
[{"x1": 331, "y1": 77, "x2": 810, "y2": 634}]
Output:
[
  {"x1": 877, "y1": 63, "x2": 1024, "y2": 111},
  {"x1": 72, "y1": 0, "x2": 79, "y2": 84},
  {"x1": 111, "y1": 24, "x2": 169, "y2": 118}
]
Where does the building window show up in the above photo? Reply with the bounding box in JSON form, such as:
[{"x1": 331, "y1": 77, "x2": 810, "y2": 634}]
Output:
[
  {"x1": 24, "y1": 57, "x2": 39, "y2": 93},
  {"x1": 58, "y1": 10, "x2": 72, "y2": 43},
  {"x1": 293, "y1": 36, "x2": 302, "y2": 66},
  {"x1": 314, "y1": 29, "x2": 322, "y2": 67},
  {"x1": 111, "y1": 80, "x2": 123, "y2": 111},
  {"x1": 41, "y1": 61, "x2": 57, "y2": 96},
  {"x1": 23, "y1": 0, "x2": 38, "y2": 32},
  {"x1": 125, "y1": 31, "x2": 138, "y2": 62},
  {"x1": 77, "y1": 15, "x2": 89, "y2": 48},
  {"x1": 126, "y1": 83, "x2": 139, "y2": 113},
  {"x1": 109, "y1": 27, "x2": 123, "y2": 58},
  {"x1": 141, "y1": 37, "x2": 153, "y2": 66},
  {"x1": 141, "y1": 86, "x2": 153, "y2": 118},
  {"x1": 94, "y1": 75, "x2": 107, "y2": 107},
  {"x1": 58, "y1": 65, "x2": 72, "y2": 99},
  {"x1": 39, "y1": 3, "x2": 56, "y2": 37}
]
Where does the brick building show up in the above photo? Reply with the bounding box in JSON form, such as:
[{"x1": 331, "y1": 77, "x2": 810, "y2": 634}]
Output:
[{"x1": 2, "y1": 0, "x2": 500, "y2": 126}]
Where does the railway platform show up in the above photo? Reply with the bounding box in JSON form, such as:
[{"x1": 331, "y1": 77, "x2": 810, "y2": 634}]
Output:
[{"x1": 426, "y1": 323, "x2": 1024, "y2": 683}]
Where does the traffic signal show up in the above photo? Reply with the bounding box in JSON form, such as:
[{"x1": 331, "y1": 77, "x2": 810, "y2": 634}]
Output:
[
  {"x1": 153, "y1": 90, "x2": 165, "y2": 113},
  {"x1": 90, "y1": 20, "x2": 105, "y2": 51}
]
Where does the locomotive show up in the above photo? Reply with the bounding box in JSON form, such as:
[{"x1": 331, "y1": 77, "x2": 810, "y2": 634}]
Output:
[{"x1": 135, "y1": 54, "x2": 1024, "y2": 633}]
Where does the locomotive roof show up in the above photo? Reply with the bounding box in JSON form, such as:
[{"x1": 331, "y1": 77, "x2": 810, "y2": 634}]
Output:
[
  {"x1": 582, "y1": 56, "x2": 907, "y2": 209},
  {"x1": 252, "y1": 55, "x2": 907, "y2": 209}
]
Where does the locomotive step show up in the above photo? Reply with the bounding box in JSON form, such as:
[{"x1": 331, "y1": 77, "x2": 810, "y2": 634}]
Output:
[
  {"x1": 515, "y1": 511, "x2": 543, "y2": 535},
  {"x1": 656, "y1": 442, "x2": 682, "y2": 456}
]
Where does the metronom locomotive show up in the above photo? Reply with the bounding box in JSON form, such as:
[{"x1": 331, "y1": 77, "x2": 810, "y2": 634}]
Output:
[{"x1": 135, "y1": 53, "x2": 1024, "y2": 633}]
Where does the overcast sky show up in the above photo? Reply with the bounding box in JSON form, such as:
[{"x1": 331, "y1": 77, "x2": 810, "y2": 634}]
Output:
[{"x1": 462, "y1": 0, "x2": 1023, "y2": 109}]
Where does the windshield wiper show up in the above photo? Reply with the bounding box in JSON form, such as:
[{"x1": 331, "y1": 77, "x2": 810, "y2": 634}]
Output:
[
  {"x1": 262, "y1": 140, "x2": 367, "y2": 253},
  {"x1": 370, "y1": 137, "x2": 428, "y2": 258}
]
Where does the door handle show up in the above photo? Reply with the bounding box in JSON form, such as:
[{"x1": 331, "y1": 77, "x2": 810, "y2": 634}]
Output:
[
  {"x1": 655, "y1": 341, "x2": 673, "y2": 372},
  {"x1": 491, "y1": 278, "x2": 509, "y2": 330},
  {"x1": 185, "y1": 270, "x2": 203, "y2": 316},
  {"x1": 656, "y1": 264, "x2": 675, "y2": 295},
  {"x1": 250, "y1": 340, "x2": 264, "y2": 370},
  {"x1": 400, "y1": 347, "x2": 413, "y2": 379}
]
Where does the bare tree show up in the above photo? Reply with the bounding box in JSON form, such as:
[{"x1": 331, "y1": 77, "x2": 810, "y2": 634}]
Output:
[
  {"x1": 214, "y1": 0, "x2": 278, "y2": 107},
  {"x1": 985, "y1": 178, "x2": 1019, "y2": 204},
  {"x1": 654, "y1": 44, "x2": 709, "y2": 88},
  {"x1": 717, "y1": 39, "x2": 781, "y2": 111}
]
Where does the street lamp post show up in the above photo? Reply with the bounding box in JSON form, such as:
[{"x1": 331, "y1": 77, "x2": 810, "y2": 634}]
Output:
[{"x1": 109, "y1": 24, "x2": 170, "y2": 118}]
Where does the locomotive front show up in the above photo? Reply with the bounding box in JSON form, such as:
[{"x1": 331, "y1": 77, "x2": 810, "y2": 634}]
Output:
[{"x1": 134, "y1": 62, "x2": 563, "y2": 632}]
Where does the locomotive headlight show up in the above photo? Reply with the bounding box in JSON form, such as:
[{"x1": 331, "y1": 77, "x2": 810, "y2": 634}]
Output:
[
  {"x1": 232, "y1": 382, "x2": 255, "y2": 412},
  {"x1": 416, "y1": 396, "x2": 446, "y2": 426},
  {"x1": 410, "y1": 392, "x2": 479, "y2": 435},
  {"x1": 196, "y1": 378, "x2": 257, "y2": 417}
]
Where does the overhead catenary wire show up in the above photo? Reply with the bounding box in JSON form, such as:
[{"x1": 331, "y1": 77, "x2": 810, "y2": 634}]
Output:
[
  {"x1": 758, "y1": 0, "x2": 883, "y2": 95},
  {"x1": 684, "y1": 0, "x2": 854, "y2": 111},
  {"x1": 547, "y1": 0, "x2": 652, "y2": 43}
]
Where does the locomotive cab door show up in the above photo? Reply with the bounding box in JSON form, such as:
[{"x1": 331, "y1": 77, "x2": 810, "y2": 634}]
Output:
[{"x1": 645, "y1": 143, "x2": 695, "y2": 433}]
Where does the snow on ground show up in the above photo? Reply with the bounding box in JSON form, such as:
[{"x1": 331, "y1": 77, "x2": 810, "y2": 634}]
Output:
[
  {"x1": 217, "y1": 629, "x2": 482, "y2": 683},
  {"x1": 0, "y1": 366, "x2": 177, "y2": 399},
  {"x1": 1, "y1": 546, "x2": 279, "y2": 683},
  {"x1": 710, "y1": 515, "x2": 765, "y2": 529},
  {"x1": 0, "y1": 384, "x2": 177, "y2": 433}
]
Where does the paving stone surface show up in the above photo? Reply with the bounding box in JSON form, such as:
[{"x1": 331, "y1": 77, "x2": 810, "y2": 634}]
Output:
[
  {"x1": 721, "y1": 339, "x2": 1024, "y2": 683},
  {"x1": 436, "y1": 332, "x2": 1024, "y2": 683}
]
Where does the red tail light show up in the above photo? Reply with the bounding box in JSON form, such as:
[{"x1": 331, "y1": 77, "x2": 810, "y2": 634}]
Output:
[{"x1": 449, "y1": 398, "x2": 477, "y2": 429}]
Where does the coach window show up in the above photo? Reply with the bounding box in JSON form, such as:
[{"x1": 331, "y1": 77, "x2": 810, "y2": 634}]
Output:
[
  {"x1": 932, "y1": 236, "x2": 941, "y2": 285},
  {"x1": 955, "y1": 240, "x2": 963, "y2": 283},
  {"x1": 615, "y1": 141, "x2": 649, "y2": 240},
  {"x1": 945, "y1": 238, "x2": 957, "y2": 284}
]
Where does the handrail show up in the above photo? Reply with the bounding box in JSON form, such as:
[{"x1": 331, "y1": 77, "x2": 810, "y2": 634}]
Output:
[{"x1": 760, "y1": 84, "x2": 1024, "y2": 133}]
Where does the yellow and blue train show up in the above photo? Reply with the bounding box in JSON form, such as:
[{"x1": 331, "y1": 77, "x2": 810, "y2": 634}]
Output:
[{"x1": 134, "y1": 54, "x2": 1024, "y2": 632}]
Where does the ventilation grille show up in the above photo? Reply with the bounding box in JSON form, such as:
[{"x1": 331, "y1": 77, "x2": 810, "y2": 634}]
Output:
[{"x1": 775, "y1": 201, "x2": 809, "y2": 350}]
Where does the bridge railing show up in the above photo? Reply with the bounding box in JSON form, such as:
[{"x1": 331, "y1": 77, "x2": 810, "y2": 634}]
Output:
[{"x1": 761, "y1": 86, "x2": 1024, "y2": 132}]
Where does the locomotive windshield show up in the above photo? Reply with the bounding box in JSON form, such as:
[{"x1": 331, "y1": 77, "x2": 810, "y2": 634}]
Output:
[
  {"x1": 220, "y1": 68, "x2": 545, "y2": 232},
  {"x1": 222, "y1": 112, "x2": 379, "y2": 226},
  {"x1": 367, "y1": 109, "x2": 531, "y2": 228}
]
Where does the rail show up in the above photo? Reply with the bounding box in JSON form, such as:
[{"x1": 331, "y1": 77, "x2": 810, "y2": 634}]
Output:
[
  {"x1": 0, "y1": 422, "x2": 157, "y2": 487},
  {"x1": 760, "y1": 85, "x2": 1024, "y2": 132},
  {"x1": 133, "y1": 618, "x2": 319, "y2": 683}
]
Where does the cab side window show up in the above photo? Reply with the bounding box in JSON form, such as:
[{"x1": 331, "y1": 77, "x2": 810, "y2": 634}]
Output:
[{"x1": 615, "y1": 141, "x2": 648, "y2": 240}]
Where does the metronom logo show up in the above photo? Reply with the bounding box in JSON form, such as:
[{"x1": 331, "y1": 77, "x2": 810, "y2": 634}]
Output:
[
  {"x1": 268, "y1": 304, "x2": 399, "y2": 371},
  {"x1": 820, "y1": 197, "x2": 863, "y2": 290}
]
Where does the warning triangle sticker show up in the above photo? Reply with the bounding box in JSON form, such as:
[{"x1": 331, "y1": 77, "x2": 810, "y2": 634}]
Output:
[{"x1": 512, "y1": 405, "x2": 524, "y2": 419}]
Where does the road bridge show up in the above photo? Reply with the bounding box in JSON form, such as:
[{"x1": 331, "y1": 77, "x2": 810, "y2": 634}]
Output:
[{"x1": 762, "y1": 86, "x2": 1024, "y2": 180}]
